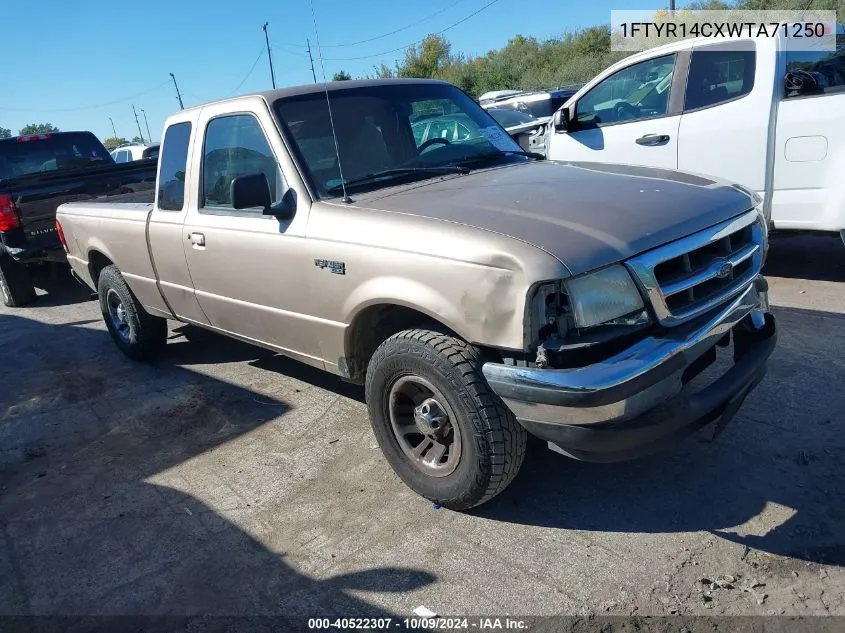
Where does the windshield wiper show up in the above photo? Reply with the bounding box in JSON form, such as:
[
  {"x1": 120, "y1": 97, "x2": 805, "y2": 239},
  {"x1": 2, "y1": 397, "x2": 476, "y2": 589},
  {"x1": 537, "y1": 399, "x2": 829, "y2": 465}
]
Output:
[
  {"x1": 455, "y1": 149, "x2": 544, "y2": 166},
  {"x1": 326, "y1": 166, "x2": 468, "y2": 195}
]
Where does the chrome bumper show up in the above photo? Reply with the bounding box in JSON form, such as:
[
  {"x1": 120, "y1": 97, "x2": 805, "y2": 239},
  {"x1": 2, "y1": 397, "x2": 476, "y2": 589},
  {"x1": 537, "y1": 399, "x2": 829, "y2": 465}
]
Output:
[{"x1": 482, "y1": 279, "x2": 774, "y2": 429}]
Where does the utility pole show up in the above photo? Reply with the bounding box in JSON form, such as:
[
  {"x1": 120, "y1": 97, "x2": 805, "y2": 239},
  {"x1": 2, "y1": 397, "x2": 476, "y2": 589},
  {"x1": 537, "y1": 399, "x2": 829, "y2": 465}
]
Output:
[
  {"x1": 140, "y1": 109, "x2": 152, "y2": 143},
  {"x1": 306, "y1": 38, "x2": 317, "y2": 83},
  {"x1": 262, "y1": 22, "x2": 277, "y2": 89},
  {"x1": 131, "y1": 104, "x2": 145, "y2": 143},
  {"x1": 669, "y1": 0, "x2": 675, "y2": 14},
  {"x1": 108, "y1": 117, "x2": 117, "y2": 139},
  {"x1": 169, "y1": 72, "x2": 185, "y2": 109}
]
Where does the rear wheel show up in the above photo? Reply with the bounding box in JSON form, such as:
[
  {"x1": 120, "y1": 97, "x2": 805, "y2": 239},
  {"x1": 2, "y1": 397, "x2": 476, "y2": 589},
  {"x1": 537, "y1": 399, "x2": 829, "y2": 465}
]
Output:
[
  {"x1": 365, "y1": 329, "x2": 526, "y2": 510},
  {"x1": 97, "y1": 264, "x2": 167, "y2": 361},
  {"x1": 0, "y1": 247, "x2": 36, "y2": 308}
]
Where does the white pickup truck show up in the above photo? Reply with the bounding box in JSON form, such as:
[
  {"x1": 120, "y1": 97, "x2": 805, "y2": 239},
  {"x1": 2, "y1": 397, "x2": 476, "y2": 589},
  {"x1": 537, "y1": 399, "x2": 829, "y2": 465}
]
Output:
[{"x1": 546, "y1": 28, "x2": 845, "y2": 246}]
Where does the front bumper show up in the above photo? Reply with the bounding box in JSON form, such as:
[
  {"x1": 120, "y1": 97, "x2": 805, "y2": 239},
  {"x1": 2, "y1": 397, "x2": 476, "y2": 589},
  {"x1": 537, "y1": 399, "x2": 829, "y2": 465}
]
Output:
[{"x1": 482, "y1": 280, "x2": 777, "y2": 462}]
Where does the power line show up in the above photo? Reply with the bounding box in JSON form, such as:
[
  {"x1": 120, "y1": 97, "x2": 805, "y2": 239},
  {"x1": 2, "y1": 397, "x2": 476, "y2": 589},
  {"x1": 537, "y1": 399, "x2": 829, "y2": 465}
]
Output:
[
  {"x1": 321, "y1": 0, "x2": 503, "y2": 61},
  {"x1": 226, "y1": 47, "x2": 267, "y2": 96},
  {"x1": 0, "y1": 80, "x2": 170, "y2": 113},
  {"x1": 321, "y1": 0, "x2": 471, "y2": 47},
  {"x1": 270, "y1": 41, "x2": 310, "y2": 58}
]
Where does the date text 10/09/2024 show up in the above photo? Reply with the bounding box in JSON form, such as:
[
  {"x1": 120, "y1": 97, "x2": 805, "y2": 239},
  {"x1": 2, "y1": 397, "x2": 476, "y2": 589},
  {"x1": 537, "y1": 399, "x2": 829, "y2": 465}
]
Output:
[{"x1": 307, "y1": 617, "x2": 528, "y2": 630}]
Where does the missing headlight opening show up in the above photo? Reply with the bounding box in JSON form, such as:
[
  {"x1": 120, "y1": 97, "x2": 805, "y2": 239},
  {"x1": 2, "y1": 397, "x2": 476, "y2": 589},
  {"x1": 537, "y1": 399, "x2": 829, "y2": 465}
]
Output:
[{"x1": 531, "y1": 283, "x2": 572, "y2": 368}]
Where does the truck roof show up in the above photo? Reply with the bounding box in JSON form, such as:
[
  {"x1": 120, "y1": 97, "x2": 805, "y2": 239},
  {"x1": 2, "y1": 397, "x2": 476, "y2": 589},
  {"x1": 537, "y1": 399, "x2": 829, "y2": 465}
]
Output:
[{"x1": 180, "y1": 78, "x2": 453, "y2": 114}]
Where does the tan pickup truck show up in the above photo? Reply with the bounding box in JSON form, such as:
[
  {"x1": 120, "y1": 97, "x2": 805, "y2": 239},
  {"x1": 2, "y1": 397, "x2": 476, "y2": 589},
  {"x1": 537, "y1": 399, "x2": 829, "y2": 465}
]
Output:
[{"x1": 56, "y1": 79, "x2": 777, "y2": 510}]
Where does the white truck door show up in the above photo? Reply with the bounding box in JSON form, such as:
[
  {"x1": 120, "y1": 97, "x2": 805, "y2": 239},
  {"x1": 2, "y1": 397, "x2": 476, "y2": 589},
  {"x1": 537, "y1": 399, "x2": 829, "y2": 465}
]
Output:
[
  {"x1": 771, "y1": 29, "x2": 845, "y2": 232},
  {"x1": 676, "y1": 39, "x2": 769, "y2": 204},
  {"x1": 548, "y1": 52, "x2": 683, "y2": 169}
]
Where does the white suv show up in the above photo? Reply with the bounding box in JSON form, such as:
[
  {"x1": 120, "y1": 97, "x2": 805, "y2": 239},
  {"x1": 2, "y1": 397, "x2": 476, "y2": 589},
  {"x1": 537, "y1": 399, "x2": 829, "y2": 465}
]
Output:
[{"x1": 110, "y1": 144, "x2": 157, "y2": 163}]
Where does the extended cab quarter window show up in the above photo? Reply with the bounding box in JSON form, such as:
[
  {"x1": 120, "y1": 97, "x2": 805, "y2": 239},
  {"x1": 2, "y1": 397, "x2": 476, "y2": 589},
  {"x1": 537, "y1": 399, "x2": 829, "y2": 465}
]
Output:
[
  {"x1": 785, "y1": 33, "x2": 845, "y2": 97},
  {"x1": 575, "y1": 54, "x2": 676, "y2": 127},
  {"x1": 684, "y1": 47, "x2": 756, "y2": 111},
  {"x1": 157, "y1": 122, "x2": 192, "y2": 211},
  {"x1": 158, "y1": 122, "x2": 191, "y2": 211},
  {"x1": 201, "y1": 114, "x2": 284, "y2": 211}
]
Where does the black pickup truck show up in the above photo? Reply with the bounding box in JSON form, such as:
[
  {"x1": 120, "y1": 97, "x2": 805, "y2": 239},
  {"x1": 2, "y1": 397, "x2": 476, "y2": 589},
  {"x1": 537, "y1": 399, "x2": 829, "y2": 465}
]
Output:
[{"x1": 0, "y1": 131, "x2": 157, "y2": 306}]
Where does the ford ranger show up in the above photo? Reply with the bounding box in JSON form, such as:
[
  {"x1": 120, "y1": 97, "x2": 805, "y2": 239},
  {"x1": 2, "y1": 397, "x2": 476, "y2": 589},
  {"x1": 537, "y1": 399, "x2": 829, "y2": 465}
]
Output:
[{"x1": 56, "y1": 79, "x2": 777, "y2": 510}]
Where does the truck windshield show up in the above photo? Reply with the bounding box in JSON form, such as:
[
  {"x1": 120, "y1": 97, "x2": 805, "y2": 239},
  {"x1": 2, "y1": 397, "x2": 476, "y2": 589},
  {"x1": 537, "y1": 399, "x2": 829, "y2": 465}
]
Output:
[
  {"x1": 274, "y1": 83, "x2": 525, "y2": 198},
  {"x1": 0, "y1": 132, "x2": 113, "y2": 181}
]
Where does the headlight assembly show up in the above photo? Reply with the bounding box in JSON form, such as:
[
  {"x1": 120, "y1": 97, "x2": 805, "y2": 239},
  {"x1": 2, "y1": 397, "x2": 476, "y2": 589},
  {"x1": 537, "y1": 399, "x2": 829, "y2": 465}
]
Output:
[{"x1": 564, "y1": 265, "x2": 645, "y2": 329}]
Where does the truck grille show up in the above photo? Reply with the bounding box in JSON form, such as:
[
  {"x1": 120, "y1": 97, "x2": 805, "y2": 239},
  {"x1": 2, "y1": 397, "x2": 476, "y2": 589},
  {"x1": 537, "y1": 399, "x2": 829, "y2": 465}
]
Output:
[{"x1": 626, "y1": 209, "x2": 764, "y2": 327}]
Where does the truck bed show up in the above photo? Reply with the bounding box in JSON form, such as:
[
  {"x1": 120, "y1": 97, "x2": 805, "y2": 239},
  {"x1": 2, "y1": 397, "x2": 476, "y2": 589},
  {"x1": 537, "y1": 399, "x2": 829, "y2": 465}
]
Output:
[{"x1": 1, "y1": 158, "x2": 156, "y2": 263}]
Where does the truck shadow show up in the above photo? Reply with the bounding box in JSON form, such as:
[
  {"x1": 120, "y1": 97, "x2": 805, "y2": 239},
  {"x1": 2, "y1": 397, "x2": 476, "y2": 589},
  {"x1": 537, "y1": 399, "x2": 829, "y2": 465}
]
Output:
[
  {"x1": 764, "y1": 232, "x2": 845, "y2": 282},
  {"x1": 167, "y1": 324, "x2": 366, "y2": 403},
  {"x1": 477, "y1": 303, "x2": 845, "y2": 567},
  {"x1": 27, "y1": 264, "x2": 94, "y2": 308},
  {"x1": 0, "y1": 313, "x2": 432, "y2": 619}
]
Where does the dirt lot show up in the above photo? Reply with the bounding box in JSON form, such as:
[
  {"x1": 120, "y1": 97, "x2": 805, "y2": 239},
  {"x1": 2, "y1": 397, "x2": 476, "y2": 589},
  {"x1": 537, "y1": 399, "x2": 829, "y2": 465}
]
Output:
[{"x1": 1, "y1": 234, "x2": 844, "y2": 622}]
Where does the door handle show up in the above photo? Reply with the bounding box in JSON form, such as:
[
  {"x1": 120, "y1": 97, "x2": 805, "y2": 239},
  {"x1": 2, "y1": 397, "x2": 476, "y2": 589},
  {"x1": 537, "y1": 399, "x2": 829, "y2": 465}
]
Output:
[
  {"x1": 187, "y1": 232, "x2": 205, "y2": 246},
  {"x1": 635, "y1": 134, "x2": 670, "y2": 146}
]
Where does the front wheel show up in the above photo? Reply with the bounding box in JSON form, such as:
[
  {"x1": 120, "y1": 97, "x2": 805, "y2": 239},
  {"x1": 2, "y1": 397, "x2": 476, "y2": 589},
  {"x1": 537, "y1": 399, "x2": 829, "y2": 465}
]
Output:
[
  {"x1": 97, "y1": 265, "x2": 167, "y2": 361},
  {"x1": 365, "y1": 329, "x2": 526, "y2": 510}
]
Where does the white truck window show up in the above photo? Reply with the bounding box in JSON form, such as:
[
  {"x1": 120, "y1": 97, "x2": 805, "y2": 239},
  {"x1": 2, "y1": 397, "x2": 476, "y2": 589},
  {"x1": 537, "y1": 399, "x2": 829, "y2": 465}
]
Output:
[
  {"x1": 575, "y1": 54, "x2": 676, "y2": 127},
  {"x1": 785, "y1": 33, "x2": 845, "y2": 98},
  {"x1": 201, "y1": 114, "x2": 284, "y2": 211},
  {"x1": 157, "y1": 122, "x2": 192, "y2": 211},
  {"x1": 685, "y1": 48, "x2": 755, "y2": 111}
]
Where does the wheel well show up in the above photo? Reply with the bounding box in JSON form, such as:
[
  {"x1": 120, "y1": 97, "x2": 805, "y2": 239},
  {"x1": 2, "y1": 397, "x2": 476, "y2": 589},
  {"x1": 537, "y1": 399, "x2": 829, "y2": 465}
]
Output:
[
  {"x1": 88, "y1": 251, "x2": 113, "y2": 287},
  {"x1": 342, "y1": 304, "x2": 457, "y2": 383}
]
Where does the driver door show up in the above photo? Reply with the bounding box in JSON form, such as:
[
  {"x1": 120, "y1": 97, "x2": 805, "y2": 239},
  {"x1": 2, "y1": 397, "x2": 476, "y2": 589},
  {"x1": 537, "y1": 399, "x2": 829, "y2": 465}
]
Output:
[{"x1": 552, "y1": 53, "x2": 683, "y2": 169}]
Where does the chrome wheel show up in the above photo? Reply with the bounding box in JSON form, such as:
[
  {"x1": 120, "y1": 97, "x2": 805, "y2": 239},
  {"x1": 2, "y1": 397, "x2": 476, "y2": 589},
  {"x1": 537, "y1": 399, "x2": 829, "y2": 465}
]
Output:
[
  {"x1": 106, "y1": 288, "x2": 131, "y2": 343},
  {"x1": 388, "y1": 375, "x2": 461, "y2": 477}
]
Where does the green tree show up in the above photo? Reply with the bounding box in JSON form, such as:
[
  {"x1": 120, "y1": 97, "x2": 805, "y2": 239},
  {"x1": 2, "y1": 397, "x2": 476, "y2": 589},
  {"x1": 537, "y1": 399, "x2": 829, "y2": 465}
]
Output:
[
  {"x1": 19, "y1": 123, "x2": 60, "y2": 135},
  {"x1": 397, "y1": 34, "x2": 452, "y2": 78},
  {"x1": 0, "y1": 126, "x2": 11, "y2": 139},
  {"x1": 371, "y1": 63, "x2": 395, "y2": 79},
  {"x1": 332, "y1": 70, "x2": 352, "y2": 81},
  {"x1": 103, "y1": 137, "x2": 128, "y2": 151},
  {"x1": 131, "y1": 136, "x2": 145, "y2": 144}
]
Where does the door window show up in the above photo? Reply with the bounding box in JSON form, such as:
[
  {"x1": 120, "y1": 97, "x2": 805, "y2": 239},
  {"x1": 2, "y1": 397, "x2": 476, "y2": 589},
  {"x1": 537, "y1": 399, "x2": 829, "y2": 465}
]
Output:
[
  {"x1": 685, "y1": 47, "x2": 756, "y2": 111},
  {"x1": 575, "y1": 54, "x2": 676, "y2": 127},
  {"x1": 201, "y1": 114, "x2": 284, "y2": 211}
]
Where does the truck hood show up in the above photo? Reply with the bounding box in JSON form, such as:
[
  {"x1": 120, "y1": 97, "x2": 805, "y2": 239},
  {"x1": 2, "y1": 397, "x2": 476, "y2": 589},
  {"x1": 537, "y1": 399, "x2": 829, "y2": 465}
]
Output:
[{"x1": 357, "y1": 161, "x2": 755, "y2": 275}]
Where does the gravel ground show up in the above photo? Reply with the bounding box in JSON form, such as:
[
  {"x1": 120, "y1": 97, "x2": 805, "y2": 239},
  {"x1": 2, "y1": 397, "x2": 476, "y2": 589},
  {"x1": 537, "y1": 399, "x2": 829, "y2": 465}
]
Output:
[{"x1": 1, "y1": 233, "x2": 843, "y2": 624}]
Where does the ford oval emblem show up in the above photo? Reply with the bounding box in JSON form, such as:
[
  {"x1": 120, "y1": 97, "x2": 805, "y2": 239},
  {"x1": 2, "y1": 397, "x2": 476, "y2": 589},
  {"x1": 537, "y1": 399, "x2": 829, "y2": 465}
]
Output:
[{"x1": 716, "y1": 261, "x2": 733, "y2": 279}]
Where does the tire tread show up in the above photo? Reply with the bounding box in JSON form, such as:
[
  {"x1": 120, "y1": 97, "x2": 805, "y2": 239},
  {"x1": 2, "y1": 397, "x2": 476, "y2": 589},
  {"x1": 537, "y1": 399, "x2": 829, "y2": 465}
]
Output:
[{"x1": 366, "y1": 328, "x2": 526, "y2": 510}]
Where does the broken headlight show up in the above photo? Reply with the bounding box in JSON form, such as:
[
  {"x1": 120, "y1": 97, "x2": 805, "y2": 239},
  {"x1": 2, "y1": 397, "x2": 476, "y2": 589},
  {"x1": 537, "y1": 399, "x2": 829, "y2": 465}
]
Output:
[{"x1": 564, "y1": 265, "x2": 645, "y2": 329}]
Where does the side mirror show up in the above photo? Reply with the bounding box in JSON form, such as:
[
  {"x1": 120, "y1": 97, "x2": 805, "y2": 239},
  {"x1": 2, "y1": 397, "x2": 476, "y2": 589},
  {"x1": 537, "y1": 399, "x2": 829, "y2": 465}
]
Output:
[
  {"x1": 553, "y1": 107, "x2": 571, "y2": 133},
  {"x1": 263, "y1": 188, "x2": 297, "y2": 221},
  {"x1": 231, "y1": 173, "x2": 272, "y2": 210}
]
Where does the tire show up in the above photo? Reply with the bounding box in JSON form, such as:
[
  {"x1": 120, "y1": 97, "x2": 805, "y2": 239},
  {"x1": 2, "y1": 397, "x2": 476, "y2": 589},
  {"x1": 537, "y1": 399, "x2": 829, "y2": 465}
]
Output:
[
  {"x1": 0, "y1": 247, "x2": 36, "y2": 308},
  {"x1": 365, "y1": 328, "x2": 527, "y2": 510},
  {"x1": 97, "y1": 264, "x2": 167, "y2": 361}
]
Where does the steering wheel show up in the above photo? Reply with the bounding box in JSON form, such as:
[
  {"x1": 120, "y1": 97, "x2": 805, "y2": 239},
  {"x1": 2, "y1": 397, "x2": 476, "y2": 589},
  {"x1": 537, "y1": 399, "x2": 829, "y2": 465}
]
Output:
[
  {"x1": 615, "y1": 101, "x2": 638, "y2": 122},
  {"x1": 418, "y1": 137, "x2": 451, "y2": 153}
]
